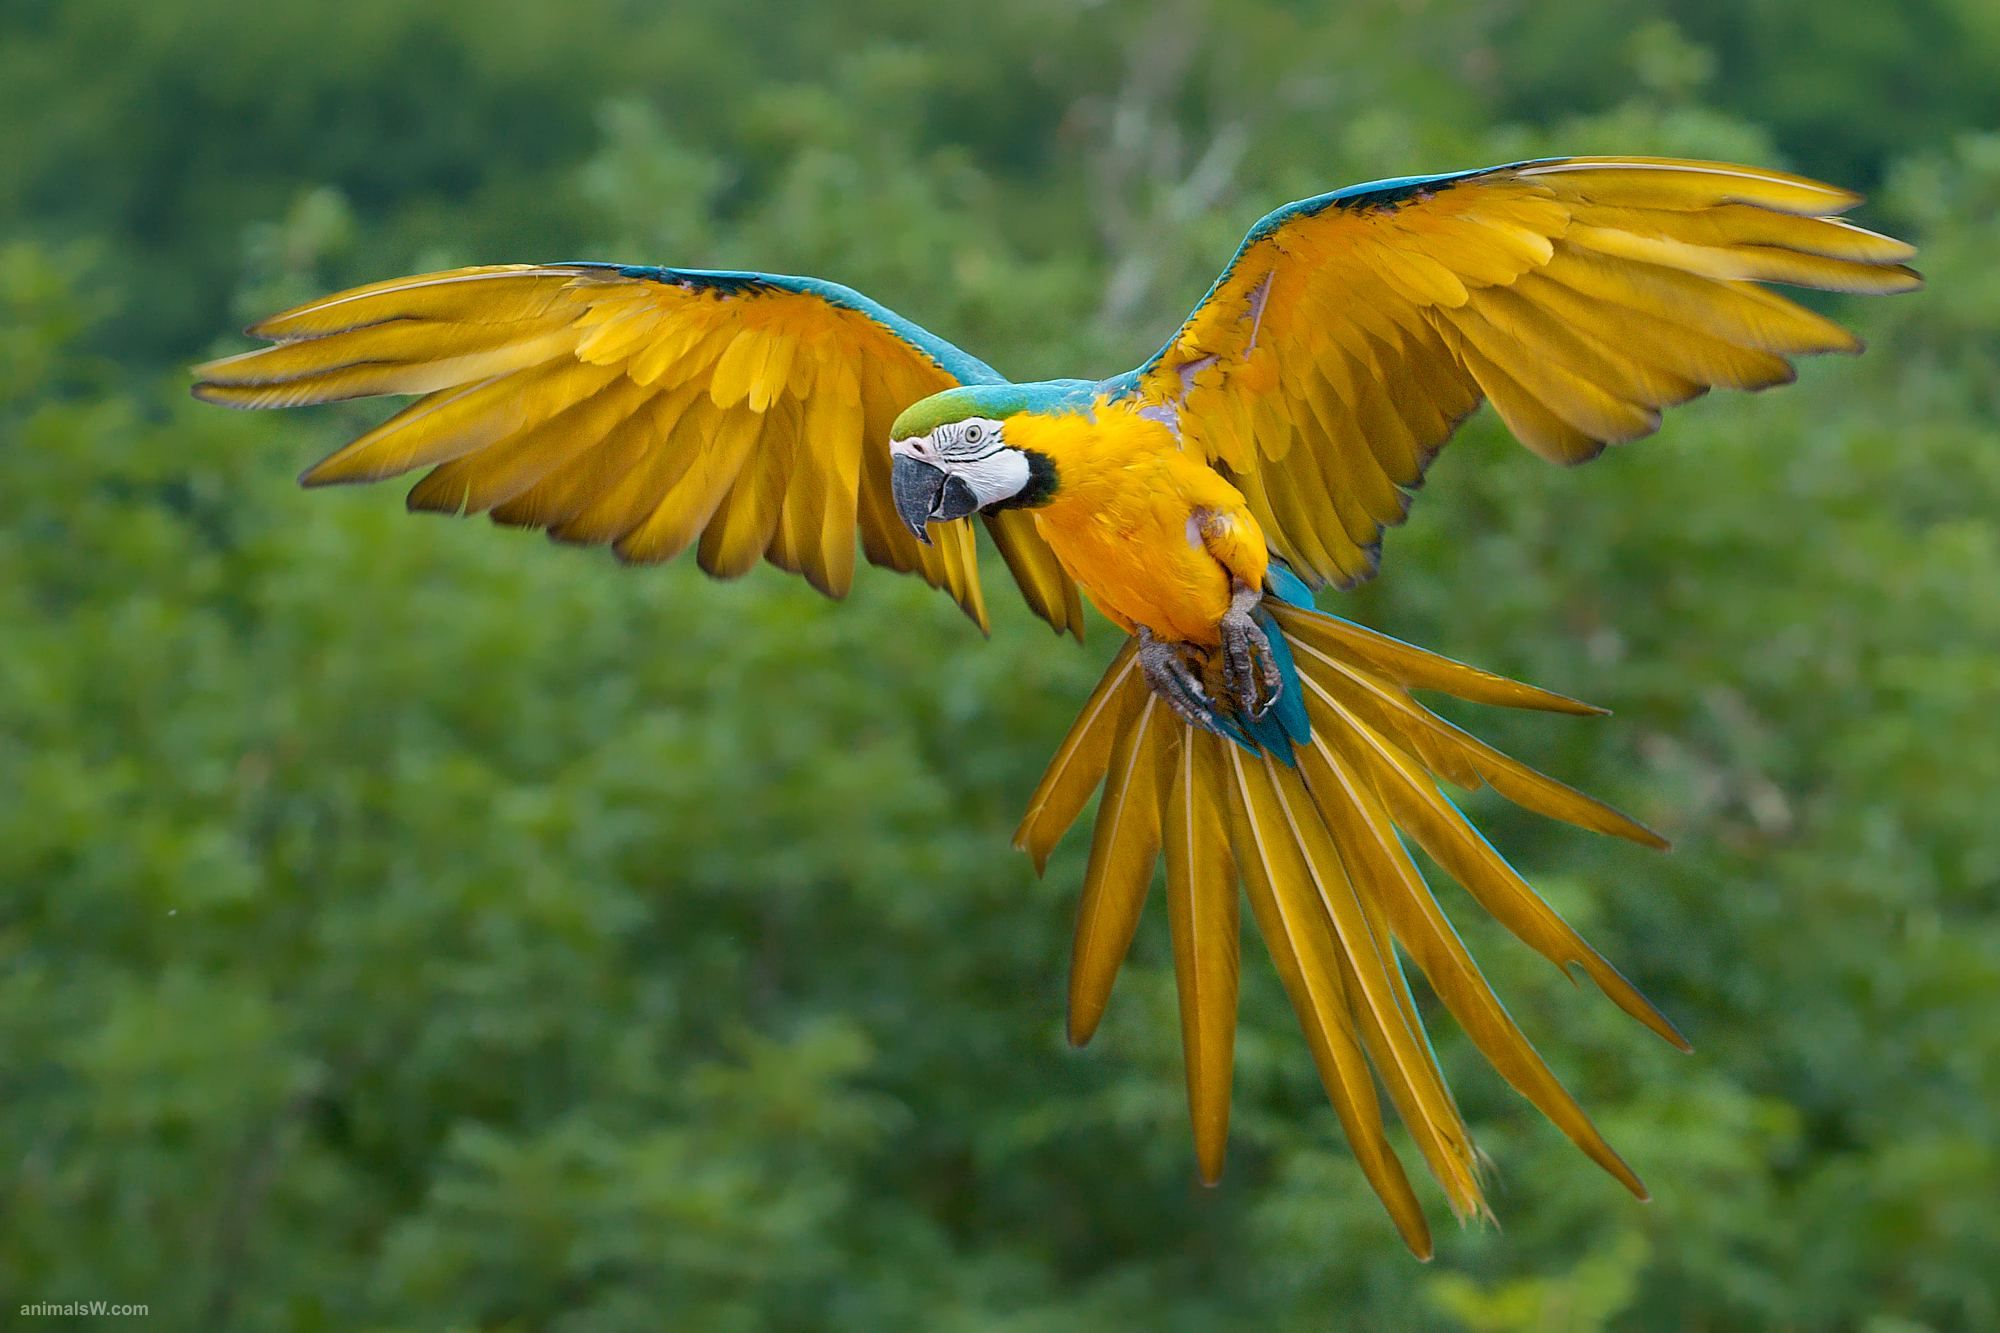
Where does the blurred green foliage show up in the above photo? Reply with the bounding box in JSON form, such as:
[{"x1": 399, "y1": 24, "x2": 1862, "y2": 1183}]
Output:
[{"x1": 3, "y1": 1, "x2": 1997, "y2": 1328}]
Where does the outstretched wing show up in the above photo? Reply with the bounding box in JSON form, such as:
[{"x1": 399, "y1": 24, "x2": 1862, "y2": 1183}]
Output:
[
  {"x1": 1113, "y1": 157, "x2": 1921, "y2": 588},
  {"x1": 195, "y1": 263, "x2": 1084, "y2": 636}
]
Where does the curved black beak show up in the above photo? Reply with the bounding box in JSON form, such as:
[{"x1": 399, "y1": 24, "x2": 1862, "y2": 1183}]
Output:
[{"x1": 891, "y1": 454, "x2": 980, "y2": 545}]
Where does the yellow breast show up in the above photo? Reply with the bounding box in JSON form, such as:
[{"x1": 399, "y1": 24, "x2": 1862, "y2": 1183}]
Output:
[{"x1": 1006, "y1": 403, "x2": 1266, "y2": 645}]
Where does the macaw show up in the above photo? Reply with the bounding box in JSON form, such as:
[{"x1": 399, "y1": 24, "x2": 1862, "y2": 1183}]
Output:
[{"x1": 194, "y1": 157, "x2": 1917, "y2": 1256}]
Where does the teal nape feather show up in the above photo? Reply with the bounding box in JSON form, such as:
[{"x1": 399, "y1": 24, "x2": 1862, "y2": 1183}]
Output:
[
  {"x1": 890, "y1": 379, "x2": 1100, "y2": 440},
  {"x1": 195, "y1": 155, "x2": 1915, "y2": 1257}
]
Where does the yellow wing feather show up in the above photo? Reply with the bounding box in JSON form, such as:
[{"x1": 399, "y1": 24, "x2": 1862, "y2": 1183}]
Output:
[
  {"x1": 195, "y1": 264, "x2": 1082, "y2": 633},
  {"x1": 1129, "y1": 156, "x2": 1919, "y2": 586}
]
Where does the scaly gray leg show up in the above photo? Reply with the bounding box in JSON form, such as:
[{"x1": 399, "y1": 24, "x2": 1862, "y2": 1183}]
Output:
[
  {"x1": 1139, "y1": 626, "x2": 1216, "y2": 732},
  {"x1": 1218, "y1": 583, "x2": 1283, "y2": 719}
]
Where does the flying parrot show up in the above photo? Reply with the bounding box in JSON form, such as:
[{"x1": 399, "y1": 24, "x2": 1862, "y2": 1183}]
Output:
[{"x1": 194, "y1": 157, "x2": 1918, "y2": 1256}]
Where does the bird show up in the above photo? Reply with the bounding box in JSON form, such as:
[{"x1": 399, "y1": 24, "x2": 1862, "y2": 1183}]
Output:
[{"x1": 193, "y1": 156, "x2": 1919, "y2": 1257}]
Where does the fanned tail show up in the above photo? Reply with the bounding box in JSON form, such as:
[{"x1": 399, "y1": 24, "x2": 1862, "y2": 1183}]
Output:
[{"x1": 1014, "y1": 599, "x2": 1685, "y2": 1258}]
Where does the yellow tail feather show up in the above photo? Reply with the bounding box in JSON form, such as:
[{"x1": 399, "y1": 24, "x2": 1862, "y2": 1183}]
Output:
[{"x1": 1019, "y1": 602, "x2": 1682, "y2": 1251}]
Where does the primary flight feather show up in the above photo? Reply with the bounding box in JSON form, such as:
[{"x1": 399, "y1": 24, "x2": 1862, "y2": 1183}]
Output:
[{"x1": 195, "y1": 155, "x2": 1918, "y2": 1256}]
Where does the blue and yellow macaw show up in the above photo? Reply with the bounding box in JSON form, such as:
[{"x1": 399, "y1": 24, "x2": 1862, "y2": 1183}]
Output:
[{"x1": 196, "y1": 157, "x2": 1917, "y2": 1255}]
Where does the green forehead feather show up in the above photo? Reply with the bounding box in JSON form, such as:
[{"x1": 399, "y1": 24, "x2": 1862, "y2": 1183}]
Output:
[{"x1": 891, "y1": 379, "x2": 1099, "y2": 440}]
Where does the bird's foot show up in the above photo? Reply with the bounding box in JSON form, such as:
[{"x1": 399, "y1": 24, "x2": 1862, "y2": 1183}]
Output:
[
  {"x1": 1139, "y1": 627, "x2": 1217, "y2": 733},
  {"x1": 1218, "y1": 585, "x2": 1283, "y2": 719}
]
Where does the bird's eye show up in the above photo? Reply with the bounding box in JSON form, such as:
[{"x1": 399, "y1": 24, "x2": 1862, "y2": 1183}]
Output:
[{"x1": 963, "y1": 422, "x2": 984, "y2": 445}]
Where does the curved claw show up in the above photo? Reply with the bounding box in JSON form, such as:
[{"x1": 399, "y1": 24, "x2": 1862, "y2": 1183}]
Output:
[
  {"x1": 1219, "y1": 600, "x2": 1284, "y2": 720},
  {"x1": 1139, "y1": 628, "x2": 1218, "y2": 733}
]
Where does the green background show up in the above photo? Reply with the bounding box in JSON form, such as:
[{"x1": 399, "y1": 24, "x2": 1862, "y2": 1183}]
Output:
[{"x1": 4, "y1": 1, "x2": 1997, "y2": 1327}]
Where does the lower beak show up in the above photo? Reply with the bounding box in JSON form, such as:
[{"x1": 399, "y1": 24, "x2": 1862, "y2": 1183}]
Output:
[{"x1": 891, "y1": 455, "x2": 948, "y2": 545}]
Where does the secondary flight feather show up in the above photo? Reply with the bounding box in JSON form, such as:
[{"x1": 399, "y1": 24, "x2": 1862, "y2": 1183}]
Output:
[{"x1": 195, "y1": 156, "x2": 1917, "y2": 1256}]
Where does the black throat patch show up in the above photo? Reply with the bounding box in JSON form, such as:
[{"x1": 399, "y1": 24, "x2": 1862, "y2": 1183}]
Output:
[{"x1": 988, "y1": 449, "x2": 1059, "y2": 512}]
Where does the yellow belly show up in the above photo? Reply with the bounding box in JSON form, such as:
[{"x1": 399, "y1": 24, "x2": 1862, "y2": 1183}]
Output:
[
  {"x1": 1032, "y1": 473, "x2": 1233, "y2": 642},
  {"x1": 1009, "y1": 406, "x2": 1265, "y2": 645}
]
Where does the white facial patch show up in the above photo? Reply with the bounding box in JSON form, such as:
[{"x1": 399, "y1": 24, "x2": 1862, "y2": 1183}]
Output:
[
  {"x1": 894, "y1": 417, "x2": 1030, "y2": 508},
  {"x1": 953, "y1": 446, "x2": 1032, "y2": 507}
]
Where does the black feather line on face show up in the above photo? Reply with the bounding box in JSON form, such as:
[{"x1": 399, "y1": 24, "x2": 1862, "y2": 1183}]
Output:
[{"x1": 987, "y1": 449, "x2": 1059, "y2": 511}]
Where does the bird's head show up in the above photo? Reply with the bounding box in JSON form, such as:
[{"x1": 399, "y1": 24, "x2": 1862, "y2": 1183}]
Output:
[{"x1": 889, "y1": 386, "x2": 1060, "y2": 545}]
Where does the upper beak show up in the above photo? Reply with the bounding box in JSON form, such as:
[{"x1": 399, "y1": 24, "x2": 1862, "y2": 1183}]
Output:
[
  {"x1": 891, "y1": 454, "x2": 947, "y2": 545},
  {"x1": 891, "y1": 454, "x2": 981, "y2": 545}
]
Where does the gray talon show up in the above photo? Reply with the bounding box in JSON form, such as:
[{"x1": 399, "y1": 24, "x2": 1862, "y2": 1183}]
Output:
[
  {"x1": 1219, "y1": 585, "x2": 1283, "y2": 719},
  {"x1": 1139, "y1": 627, "x2": 1217, "y2": 732}
]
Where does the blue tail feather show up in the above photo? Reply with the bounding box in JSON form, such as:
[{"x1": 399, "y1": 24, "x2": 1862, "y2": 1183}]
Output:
[{"x1": 1264, "y1": 560, "x2": 1316, "y2": 610}]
